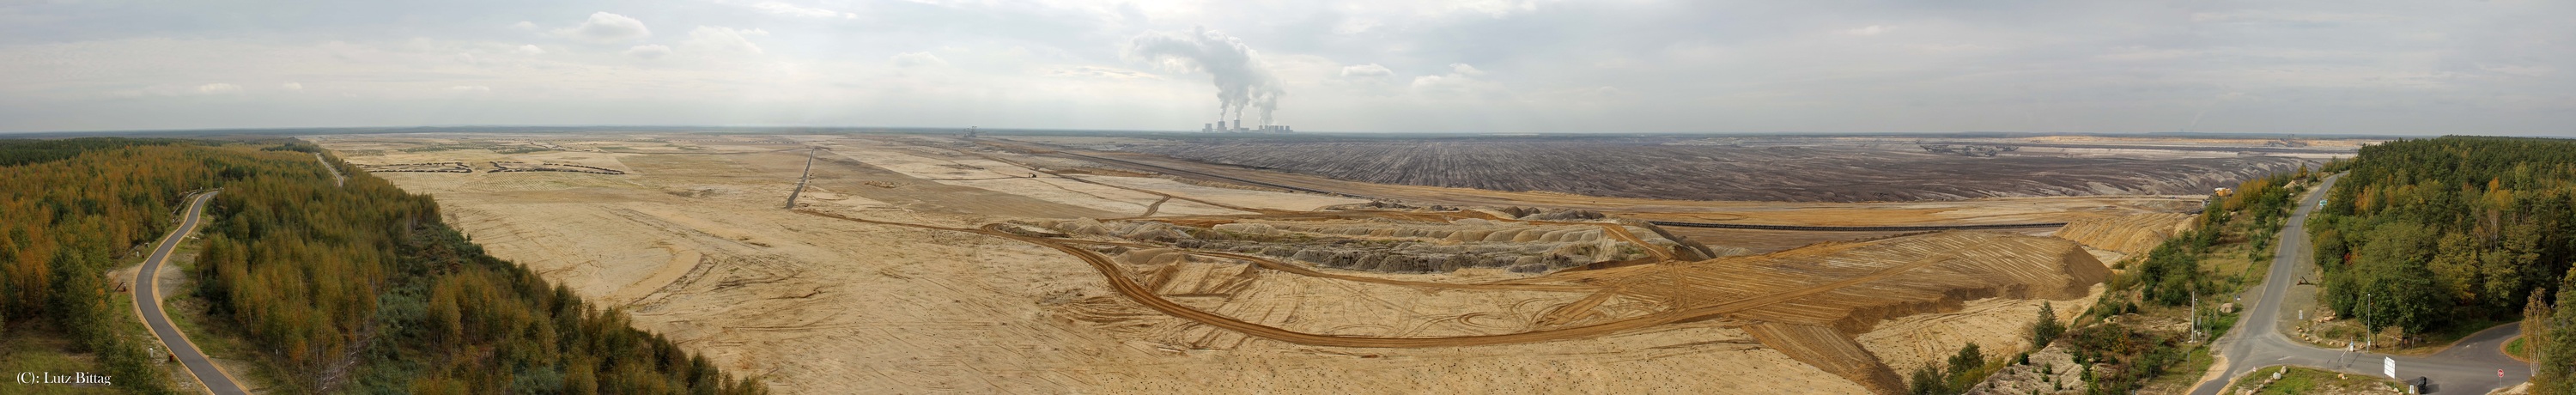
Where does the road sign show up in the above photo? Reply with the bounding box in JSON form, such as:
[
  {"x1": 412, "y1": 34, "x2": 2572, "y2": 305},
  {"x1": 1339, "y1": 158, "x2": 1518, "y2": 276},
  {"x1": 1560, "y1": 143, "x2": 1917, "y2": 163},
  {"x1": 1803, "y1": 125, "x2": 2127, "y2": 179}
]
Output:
[{"x1": 2385, "y1": 357, "x2": 2396, "y2": 379}]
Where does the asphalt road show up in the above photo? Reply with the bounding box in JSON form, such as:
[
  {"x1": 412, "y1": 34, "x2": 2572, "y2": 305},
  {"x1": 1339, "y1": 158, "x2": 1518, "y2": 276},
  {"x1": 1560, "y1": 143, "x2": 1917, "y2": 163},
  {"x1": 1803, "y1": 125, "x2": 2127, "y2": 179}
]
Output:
[
  {"x1": 132, "y1": 191, "x2": 249, "y2": 395},
  {"x1": 313, "y1": 152, "x2": 343, "y2": 186},
  {"x1": 2190, "y1": 174, "x2": 2529, "y2": 395}
]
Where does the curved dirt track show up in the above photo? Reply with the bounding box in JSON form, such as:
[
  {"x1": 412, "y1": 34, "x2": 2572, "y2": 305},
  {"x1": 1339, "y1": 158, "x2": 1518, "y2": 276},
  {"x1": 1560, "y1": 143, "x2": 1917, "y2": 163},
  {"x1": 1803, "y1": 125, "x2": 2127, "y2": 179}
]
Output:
[{"x1": 796, "y1": 209, "x2": 1976, "y2": 349}]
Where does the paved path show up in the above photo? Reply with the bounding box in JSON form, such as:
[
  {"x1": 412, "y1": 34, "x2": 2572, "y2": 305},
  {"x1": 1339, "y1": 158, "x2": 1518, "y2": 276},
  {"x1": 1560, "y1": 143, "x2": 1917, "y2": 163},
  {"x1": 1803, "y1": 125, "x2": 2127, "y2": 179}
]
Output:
[
  {"x1": 2190, "y1": 173, "x2": 2529, "y2": 394},
  {"x1": 131, "y1": 191, "x2": 249, "y2": 395},
  {"x1": 313, "y1": 152, "x2": 343, "y2": 186}
]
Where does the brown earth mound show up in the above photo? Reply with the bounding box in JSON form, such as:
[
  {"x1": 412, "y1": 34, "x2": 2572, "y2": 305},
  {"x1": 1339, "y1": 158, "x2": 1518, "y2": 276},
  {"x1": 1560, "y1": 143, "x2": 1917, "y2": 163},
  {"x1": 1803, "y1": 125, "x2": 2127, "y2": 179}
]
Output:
[
  {"x1": 1542, "y1": 231, "x2": 2109, "y2": 393},
  {"x1": 2053, "y1": 213, "x2": 2193, "y2": 254}
]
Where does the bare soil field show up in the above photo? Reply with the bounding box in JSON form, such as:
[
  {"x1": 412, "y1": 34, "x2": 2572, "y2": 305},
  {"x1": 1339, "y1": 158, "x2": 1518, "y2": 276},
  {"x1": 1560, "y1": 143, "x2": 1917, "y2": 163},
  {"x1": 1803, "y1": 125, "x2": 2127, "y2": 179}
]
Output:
[
  {"x1": 311, "y1": 131, "x2": 2245, "y2": 394},
  {"x1": 1078, "y1": 137, "x2": 2321, "y2": 202}
]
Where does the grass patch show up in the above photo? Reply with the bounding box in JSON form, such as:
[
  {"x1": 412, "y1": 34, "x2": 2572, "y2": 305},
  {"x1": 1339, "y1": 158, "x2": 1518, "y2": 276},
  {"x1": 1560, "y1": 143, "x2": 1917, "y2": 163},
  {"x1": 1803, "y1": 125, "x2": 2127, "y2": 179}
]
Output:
[
  {"x1": 2392, "y1": 319, "x2": 2511, "y2": 354},
  {"x1": 2139, "y1": 343, "x2": 2220, "y2": 393},
  {"x1": 0, "y1": 330, "x2": 121, "y2": 394},
  {"x1": 2227, "y1": 366, "x2": 2403, "y2": 394},
  {"x1": 2301, "y1": 318, "x2": 2510, "y2": 356},
  {"x1": 2508, "y1": 337, "x2": 2531, "y2": 361},
  {"x1": 101, "y1": 279, "x2": 185, "y2": 386},
  {"x1": 2203, "y1": 243, "x2": 2258, "y2": 277}
]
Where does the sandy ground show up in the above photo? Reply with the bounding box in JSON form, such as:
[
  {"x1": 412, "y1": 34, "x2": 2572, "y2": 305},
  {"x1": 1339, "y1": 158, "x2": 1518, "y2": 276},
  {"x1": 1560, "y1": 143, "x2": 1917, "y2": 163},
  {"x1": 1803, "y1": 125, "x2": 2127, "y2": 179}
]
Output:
[{"x1": 317, "y1": 132, "x2": 2178, "y2": 394}]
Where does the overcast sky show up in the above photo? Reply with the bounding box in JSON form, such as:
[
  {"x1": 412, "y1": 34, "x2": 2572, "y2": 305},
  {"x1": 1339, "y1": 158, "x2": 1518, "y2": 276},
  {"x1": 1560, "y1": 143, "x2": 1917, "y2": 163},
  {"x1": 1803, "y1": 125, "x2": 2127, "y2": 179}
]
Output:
[{"x1": 2, "y1": 0, "x2": 2570, "y2": 135}]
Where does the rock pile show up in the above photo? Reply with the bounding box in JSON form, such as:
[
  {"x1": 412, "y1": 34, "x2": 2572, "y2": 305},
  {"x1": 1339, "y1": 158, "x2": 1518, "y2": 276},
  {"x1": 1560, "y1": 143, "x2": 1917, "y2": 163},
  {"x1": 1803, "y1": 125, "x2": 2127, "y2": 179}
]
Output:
[{"x1": 1964, "y1": 344, "x2": 2087, "y2": 395}]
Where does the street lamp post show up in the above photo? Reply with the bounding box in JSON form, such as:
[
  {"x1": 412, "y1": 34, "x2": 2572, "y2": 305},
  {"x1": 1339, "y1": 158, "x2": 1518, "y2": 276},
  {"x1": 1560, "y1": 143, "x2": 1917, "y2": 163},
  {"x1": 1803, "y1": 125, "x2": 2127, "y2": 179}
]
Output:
[{"x1": 2362, "y1": 292, "x2": 2372, "y2": 353}]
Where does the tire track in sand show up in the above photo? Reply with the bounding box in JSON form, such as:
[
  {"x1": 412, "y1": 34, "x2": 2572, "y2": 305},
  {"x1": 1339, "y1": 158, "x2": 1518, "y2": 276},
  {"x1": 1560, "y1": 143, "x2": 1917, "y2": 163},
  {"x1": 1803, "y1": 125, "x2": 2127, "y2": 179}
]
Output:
[{"x1": 605, "y1": 244, "x2": 703, "y2": 304}]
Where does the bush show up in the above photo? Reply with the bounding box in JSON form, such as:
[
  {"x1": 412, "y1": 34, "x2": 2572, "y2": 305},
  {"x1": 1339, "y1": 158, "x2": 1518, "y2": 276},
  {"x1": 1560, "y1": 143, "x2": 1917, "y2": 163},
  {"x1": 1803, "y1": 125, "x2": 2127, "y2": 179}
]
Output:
[
  {"x1": 2032, "y1": 301, "x2": 2066, "y2": 347},
  {"x1": 1948, "y1": 343, "x2": 1984, "y2": 377},
  {"x1": 1908, "y1": 364, "x2": 1947, "y2": 395}
]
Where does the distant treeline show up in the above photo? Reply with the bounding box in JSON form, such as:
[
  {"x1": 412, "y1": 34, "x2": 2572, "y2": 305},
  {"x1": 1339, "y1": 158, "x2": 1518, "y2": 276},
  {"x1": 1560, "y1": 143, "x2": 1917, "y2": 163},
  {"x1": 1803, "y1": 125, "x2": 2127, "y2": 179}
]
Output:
[
  {"x1": 0, "y1": 137, "x2": 186, "y2": 166},
  {"x1": 0, "y1": 138, "x2": 763, "y2": 394}
]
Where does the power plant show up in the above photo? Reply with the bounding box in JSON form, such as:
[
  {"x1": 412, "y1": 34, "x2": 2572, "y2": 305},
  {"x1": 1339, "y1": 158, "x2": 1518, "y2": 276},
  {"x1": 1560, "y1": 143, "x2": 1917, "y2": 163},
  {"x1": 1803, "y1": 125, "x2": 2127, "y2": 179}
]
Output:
[{"x1": 1202, "y1": 119, "x2": 1293, "y2": 133}]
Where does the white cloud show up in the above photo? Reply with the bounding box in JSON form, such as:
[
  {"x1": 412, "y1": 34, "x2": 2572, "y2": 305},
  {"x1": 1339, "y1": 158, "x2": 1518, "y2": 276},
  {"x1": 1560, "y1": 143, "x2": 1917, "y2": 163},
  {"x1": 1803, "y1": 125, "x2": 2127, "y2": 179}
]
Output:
[
  {"x1": 1908, "y1": 43, "x2": 1989, "y2": 52},
  {"x1": 195, "y1": 83, "x2": 242, "y2": 94},
  {"x1": 1334, "y1": 19, "x2": 1381, "y2": 35},
  {"x1": 122, "y1": 83, "x2": 243, "y2": 97},
  {"x1": 624, "y1": 44, "x2": 671, "y2": 59},
  {"x1": 555, "y1": 12, "x2": 651, "y2": 43},
  {"x1": 1339, "y1": 64, "x2": 1394, "y2": 77},
  {"x1": 3, "y1": 0, "x2": 2568, "y2": 135},
  {"x1": 447, "y1": 85, "x2": 491, "y2": 93},
  {"x1": 457, "y1": 52, "x2": 478, "y2": 65},
  {"x1": 280, "y1": 82, "x2": 302, "y2": 90},
  {"x1": 750, "y1": 2, "x2": 848, "y2": 19},
  {"x1": 2095, "y1": 46, "x2": 2202, "y2": 61},
  {"x1": 1449, "y1": 0, "x2": 1550, "y2": 16},
  {"x1": 1449, "y1": 64, "x2": 1484, "y2": 76},
  {"x1": 513, "y1": 45, "x2": 544, "y2": 55},
  {"x1": 1355, "y1": 0, "x2": 1554, "y2": 18},
  {"x1": 1411, "y1": 64, "x2": 1499, "y2": 94},
  {"x1": 682, "y1": 27, "x2": 768, "y2": 54},
  {"x1": 1410, "y1": 75, "x2": 1461, "y2": 90},
  {"x1": 2190, "y1": 11, "x2": 2394, "y2": 24},
  {"x1": 890, "y1": 52, "x2": 947, "y2": 68},
  {"x1": 1048, "y1": 65, "x2": 1159, "y2": 80},
  {"x1": 2477, "y1": 64, "x2": 2554, "y2": 77}
]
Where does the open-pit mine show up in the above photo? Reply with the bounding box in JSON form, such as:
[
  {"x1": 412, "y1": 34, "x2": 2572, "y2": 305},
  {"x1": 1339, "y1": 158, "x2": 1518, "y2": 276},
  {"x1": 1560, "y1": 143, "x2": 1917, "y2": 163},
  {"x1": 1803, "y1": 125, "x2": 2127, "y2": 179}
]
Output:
[{"x1": 307, "y1": 131, "x2": 2361, "y2": 394}]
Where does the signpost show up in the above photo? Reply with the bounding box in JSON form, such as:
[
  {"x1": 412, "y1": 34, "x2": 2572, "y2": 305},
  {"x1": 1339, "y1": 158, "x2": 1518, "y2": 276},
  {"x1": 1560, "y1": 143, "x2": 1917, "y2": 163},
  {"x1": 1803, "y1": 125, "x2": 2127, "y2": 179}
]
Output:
[{"x1": 2384, "y1": 357, "x2": 2396, "y2": 379}]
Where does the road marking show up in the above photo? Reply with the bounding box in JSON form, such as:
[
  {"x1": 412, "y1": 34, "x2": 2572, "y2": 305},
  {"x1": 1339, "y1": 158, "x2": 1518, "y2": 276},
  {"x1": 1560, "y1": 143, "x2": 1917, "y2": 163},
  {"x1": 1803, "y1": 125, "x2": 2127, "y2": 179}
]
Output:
[{"x1": 130, "y1": 191, "x2": 249, "y2": 395}]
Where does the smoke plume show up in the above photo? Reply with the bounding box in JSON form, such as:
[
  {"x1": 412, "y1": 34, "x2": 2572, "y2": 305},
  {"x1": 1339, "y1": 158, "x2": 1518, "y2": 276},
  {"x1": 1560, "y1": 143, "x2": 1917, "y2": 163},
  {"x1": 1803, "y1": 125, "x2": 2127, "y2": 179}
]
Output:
[{"x1": 1127, "y1": 27, "x2": 1285, "y2": 126}]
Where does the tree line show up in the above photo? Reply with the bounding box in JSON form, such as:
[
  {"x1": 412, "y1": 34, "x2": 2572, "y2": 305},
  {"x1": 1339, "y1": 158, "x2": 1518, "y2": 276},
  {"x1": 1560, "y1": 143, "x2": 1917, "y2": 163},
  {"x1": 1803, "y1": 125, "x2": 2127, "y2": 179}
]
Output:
[{"x1": 0, "y1": 138, "x2": 763, "y2": 393}]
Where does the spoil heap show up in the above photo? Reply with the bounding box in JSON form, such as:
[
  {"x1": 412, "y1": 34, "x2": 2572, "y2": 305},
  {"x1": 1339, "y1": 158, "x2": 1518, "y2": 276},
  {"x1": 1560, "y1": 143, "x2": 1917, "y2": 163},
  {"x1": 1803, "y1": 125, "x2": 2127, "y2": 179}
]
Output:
[
  {"x1": 1041, "y1": 216, "x2": 1681, "y2": 273},
  {"x1": 2052, "y1": 213, "x2": 2192, "y2": 254}
]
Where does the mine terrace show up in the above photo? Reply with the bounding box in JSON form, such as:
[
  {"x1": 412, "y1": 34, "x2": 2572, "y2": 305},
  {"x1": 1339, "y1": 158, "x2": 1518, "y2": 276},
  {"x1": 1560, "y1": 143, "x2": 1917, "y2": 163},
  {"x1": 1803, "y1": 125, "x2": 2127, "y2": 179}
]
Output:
[{"x1": 309, "y1": 131, "x2": 2364, "y2": 394}]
